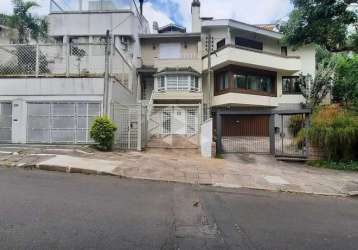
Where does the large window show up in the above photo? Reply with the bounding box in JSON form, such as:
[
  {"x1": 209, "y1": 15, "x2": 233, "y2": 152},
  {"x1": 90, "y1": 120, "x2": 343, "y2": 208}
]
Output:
[
  {"x1": 234, "y1": 72, "x2": 273, "y2": 93},
  {"x1": 157, "y1": 74, "x2": 199, "y2": 91},
  {"x1": 235, "y1": 37, "x2": 263, "y2": 50},
  {"x1": 217, "y1": 72, "x2": 229, "y2": 91},
  {"x1": 282, "y1": 76, "x2": 301, "y2": 94},
  {"x1": 159, "y1": 43, "x2": 181, "y2": 59},
  {"x1": 215, "y1": 67, "x2": 276, "y2": 96}
]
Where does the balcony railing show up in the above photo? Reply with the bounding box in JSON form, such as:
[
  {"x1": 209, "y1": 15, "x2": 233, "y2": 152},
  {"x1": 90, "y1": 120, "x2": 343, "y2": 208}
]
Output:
[
  {"x1": 50, "y1": 0, "x2": 139, "y2": 13},
  {"x1": 0, "y1": 43, "x2": 133, "y2": 88}
]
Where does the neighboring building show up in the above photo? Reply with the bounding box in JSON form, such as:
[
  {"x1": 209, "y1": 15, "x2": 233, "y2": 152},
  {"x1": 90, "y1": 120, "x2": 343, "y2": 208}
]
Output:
[
  {"x1": 0, "y1": 0, "x2": 149, "y2": 144},
  {"x1": 193, "y1": 0, "x2": 315, "y2": 155},
  {"x1": 0, "y1": 25, "x2": 17, "y2": 44},
  {"x1": 138, "y1": 23, "x2": 203, "y2": 148}
]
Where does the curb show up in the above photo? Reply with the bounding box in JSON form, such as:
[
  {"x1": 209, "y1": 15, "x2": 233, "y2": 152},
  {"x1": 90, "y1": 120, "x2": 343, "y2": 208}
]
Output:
[{"x1": 35, "y1": 164, "x2": 119, "y2": 177}]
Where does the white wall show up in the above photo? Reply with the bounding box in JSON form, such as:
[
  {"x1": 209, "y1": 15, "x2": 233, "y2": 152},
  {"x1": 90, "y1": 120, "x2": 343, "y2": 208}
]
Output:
[{"x1": 200, "y1": 118, "x2": 213, "y2": 158}]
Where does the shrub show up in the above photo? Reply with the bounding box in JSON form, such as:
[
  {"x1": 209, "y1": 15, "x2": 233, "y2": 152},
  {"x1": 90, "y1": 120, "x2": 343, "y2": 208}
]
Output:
[
  {"x1": 307, "y1": 105, "x2": 358, "y2": 161},
  {"x1": 288, "y1": 115, "x2": 304, "y2": 136},
  {"x1": 90, "y1": 116, "x2": 117, "y2": 151}
]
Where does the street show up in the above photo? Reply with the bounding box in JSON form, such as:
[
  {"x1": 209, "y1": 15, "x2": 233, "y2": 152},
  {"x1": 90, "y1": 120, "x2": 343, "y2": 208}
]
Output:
[{"x1": 0, "y1": 167, "x2": 358, "y2": 250}]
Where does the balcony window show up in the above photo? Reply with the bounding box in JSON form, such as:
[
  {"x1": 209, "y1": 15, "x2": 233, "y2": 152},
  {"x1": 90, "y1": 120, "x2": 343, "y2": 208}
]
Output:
[
  {"x1": 282, "y1": 76, "x2": 301, "y2": 94},
  {"x1": 217, "y1": 72, "x2": 229, "y2": 91},
  {"x1": 215, "y1": 66, "x2": 276, "y2": 96},
  {"x1": 235, "y1": 37, "x2": 263, "y2": 51},
  {"x1": 157, "y1": 74, "x2": 200, "y2": 92}
]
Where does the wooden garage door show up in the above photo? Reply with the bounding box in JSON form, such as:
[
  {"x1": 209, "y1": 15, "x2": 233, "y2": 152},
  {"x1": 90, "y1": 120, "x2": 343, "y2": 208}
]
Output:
[{"x1": 222, "y1": 115, "x2": 269, "y2": 137}]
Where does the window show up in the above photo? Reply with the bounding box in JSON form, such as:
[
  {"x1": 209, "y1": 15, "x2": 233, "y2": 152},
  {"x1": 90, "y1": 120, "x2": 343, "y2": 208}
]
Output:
[
  {"x1": 217, "y1": 39, "x2": 226, "y2": 50},
  {"x1": 159, "y1": 43, "x2": 181, "y2": 59},
  {"x1": 157, "y1": 75, "x2": 200, "y2": 91},
  {"x1": 235, "y1": 37, "x2": 263, "y2": 50},
  {"x1": 281, "y1": 46, "x2": 288, "y2": 56},
  {"x1": 282, "y1": 76, "x2": 301, "y2": 94},
  {"x1": 217, "y1": 72, "x2": 229, "y2": 91},
  {"x1": 235, "y1": 74, "x2": 247, "y2": 89}
]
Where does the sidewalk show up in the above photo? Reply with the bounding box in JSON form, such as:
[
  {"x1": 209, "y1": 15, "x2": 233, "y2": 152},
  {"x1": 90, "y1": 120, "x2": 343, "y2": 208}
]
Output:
[{"x1": 1, "y1": 146, "x2": 358, "y2": 196}]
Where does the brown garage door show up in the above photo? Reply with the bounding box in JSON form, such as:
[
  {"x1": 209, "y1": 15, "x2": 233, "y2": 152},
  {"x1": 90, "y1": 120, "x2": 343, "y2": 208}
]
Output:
[{"x1": 223, "y1": 115, "x2": 269, "y2": 136}]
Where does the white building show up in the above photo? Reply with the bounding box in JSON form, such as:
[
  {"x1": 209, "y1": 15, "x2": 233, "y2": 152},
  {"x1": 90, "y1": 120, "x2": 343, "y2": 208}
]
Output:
[{"x1": 0, "y1": 0, "x2": 149, "y2": 144}]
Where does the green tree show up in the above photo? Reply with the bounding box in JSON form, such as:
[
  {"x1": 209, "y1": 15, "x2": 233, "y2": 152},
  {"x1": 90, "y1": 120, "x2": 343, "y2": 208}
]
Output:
[
  {"x1": 281, "y1": 0, "x2": 358, "y2": 52},
  {"x1": 297, "y1": 58, "x2": 337, "y2": 107},
  {"x1": 7, "y1": 0, "x2": 48, "y2": 44},
  {"x1": 333, "y1": 54, "x2": 358, "y2": 108}
]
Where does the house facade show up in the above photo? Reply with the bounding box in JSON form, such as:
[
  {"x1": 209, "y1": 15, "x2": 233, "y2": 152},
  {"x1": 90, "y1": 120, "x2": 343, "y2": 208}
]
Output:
[
  {"x1": 0, "y1": 0, "x2": 149, "y2": 145},
  {"x1": 138, "y1": 23, "x2": 203, "y2": 148}
]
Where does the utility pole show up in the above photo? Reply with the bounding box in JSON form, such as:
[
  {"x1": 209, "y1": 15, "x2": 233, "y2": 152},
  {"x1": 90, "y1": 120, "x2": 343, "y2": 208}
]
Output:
[
  {"x1": 103, "y1": 29, "x2": 111, "y2": 116},
  {"x1": 206, "y1": 33, "x2": 214, "y2": 108}
]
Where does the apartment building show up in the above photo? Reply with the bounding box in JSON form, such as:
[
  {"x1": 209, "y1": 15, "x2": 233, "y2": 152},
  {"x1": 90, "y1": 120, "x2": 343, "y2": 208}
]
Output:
[{"x1": 0, "y1": 0, "x2": 149, "y2": 145}]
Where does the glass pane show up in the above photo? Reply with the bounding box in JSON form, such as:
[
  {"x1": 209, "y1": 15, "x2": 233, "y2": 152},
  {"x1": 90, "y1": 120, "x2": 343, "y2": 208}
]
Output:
[
  {"x1": 236, "y1": 74, "x2": 247, "y2": 89},
  {"x1": 28, "y1": 103, "x2": 50, "y2": 116},
  {"x1": 260, "y1": 76, "x2": 272, "y2": 93},
  {"x1": 52, "y1": 103, "x2": 75, "y2": 116},
  {"x1": 167, "y1": 76, "x2": 177, "y2": 90},
  {"x1": 178, "y1": 75, "x2": 189, "y2": 90},
  {"x1": 247, "y1": 75, "x2": 260, "y2": 91},
  {"x1": 77, "y1": 103, "x2": 87, "y2": 115},
  {"x1": 77, "y1": 117, "x2": 87, "y2": 129},
  {"x1": 52, "y1": 116, "x2": 75, "y2": 129}
]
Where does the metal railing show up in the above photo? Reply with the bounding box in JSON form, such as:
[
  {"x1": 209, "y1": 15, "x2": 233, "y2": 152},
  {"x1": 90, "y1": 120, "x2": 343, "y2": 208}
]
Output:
[{"x1": 0, "y1": 43, "x2": 133, "y2": 82}]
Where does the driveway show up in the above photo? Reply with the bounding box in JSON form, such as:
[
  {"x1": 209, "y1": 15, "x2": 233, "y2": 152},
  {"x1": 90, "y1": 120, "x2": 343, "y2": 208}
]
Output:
[{"x1": 1, "y1": 146, "x2": 358, "y2": 196}]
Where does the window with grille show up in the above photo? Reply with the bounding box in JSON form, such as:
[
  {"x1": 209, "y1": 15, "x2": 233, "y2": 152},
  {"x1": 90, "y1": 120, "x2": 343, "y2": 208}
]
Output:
[
  {"x1": 157, "y1": 74, "x2": 199, "y2": 91},
  {"x1": 282, "y1": 76, "x2": 301, "y2": 94}
]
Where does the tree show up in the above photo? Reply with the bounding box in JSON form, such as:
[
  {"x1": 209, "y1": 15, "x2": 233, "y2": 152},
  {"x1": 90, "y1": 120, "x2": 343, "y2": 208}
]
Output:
[
  {"x1": 297, "y1": 58, "x2": 337, "y2": 107},
  {"x1": 281, "y1": 0, "x2": 358, "y2": 52},
  {"x1": 333, "y1": 54, "x2": 358, "y2": 108},
  {"x1": 7, "y1": 0, "x2": 47, "y2": 44}
]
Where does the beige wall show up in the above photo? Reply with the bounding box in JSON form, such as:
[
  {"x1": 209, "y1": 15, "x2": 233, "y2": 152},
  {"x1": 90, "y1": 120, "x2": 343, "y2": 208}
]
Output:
[{"x1": 140, "y1": 37, "x2": 201, "y2": 72}]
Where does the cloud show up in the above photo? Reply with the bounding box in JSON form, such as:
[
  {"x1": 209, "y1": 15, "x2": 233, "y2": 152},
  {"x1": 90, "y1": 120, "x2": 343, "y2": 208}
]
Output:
[
  {"x1": 148, "y1": 0, "x2": 293, "y2": 31},
  {"x1": 143, "y1": 1, "x2": 174, "y2": 31}
]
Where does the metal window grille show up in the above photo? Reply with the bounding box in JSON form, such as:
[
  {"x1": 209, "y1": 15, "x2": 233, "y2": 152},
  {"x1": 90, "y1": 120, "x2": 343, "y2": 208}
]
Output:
[{"x1": 27, "y1": 102, "x2": 100, "y2": 144}]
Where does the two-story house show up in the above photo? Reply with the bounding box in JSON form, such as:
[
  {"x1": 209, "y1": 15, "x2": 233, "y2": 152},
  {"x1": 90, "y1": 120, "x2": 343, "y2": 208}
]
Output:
[
  {"x1": 0, "y1": 0, "x2": 149, "y2": 145},
  {"x1": 196, "y1": 0, "x2": 315, "y2": 154},
  {"x1": 138, "y1": 23, "x2": 203, "y2": 148}
]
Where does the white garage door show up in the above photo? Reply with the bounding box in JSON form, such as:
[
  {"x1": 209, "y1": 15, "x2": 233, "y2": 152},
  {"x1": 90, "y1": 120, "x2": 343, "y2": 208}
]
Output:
[
  {"x1": 0, "y1": 102, "x2": 12, "y2": 143},
  {"x1": 27, "y1": 102, "x2": 101, "y2": 144}
]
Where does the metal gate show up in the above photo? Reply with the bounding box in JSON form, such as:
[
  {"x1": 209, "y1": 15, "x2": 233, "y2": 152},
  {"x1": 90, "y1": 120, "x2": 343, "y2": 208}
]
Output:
[
  {"x1": 27, "y1": 102, "x2": 101, "y2": 144},
  {"x1": 274, "y1": 113, "x2": 308, "y2": 157},
  {"x1": 112, "y1": 103, "x2": 145, "y2": 150},
  {"x1": 221, "y1": 115, "x2": 270, "y2": 153},
  {"x1": 0, "y1": 102, "x2": 12, "y2": 143},
  {"x1": 147, "y1": 106, "x2": 200, "y2": 148},
  {"x1": 216, "y1": 109, "x2": 311, "y2": 157}
]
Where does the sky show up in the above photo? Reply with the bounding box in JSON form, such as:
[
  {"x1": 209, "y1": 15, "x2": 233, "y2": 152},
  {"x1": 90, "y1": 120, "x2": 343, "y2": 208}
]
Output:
[{"x1": 0, "y1": 0, "x2": 293, "y2": 31}]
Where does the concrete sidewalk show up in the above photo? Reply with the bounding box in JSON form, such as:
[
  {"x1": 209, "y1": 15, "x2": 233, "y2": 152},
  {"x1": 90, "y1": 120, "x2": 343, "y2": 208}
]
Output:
[{"x1": 1, "y1": 146, "x2": 358, "y2": 196}]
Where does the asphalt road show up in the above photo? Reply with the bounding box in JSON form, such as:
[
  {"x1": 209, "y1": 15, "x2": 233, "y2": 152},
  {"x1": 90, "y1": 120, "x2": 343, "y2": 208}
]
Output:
[{"x1": 0, "y1": 167, "x2": 358, "y2": 250}]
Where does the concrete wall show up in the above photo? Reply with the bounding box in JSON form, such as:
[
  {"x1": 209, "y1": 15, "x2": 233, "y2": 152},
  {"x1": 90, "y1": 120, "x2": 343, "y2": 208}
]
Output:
[{"x1": 200, "y1": 118, "x2": 213, "y2": 158}]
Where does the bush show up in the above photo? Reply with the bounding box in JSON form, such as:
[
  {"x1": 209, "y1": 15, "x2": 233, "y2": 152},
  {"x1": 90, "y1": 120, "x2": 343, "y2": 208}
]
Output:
[
  {"x1": 288, "y1": 115, "x2": 304, "y2": 136},
  {"x1": 308, "y1": 160, "x2": 358, "y2": 172},
  {"x1": 307, "y1": 105, "x2": 358, "y2": 161},
  {"x1": 90, "y1": 116, "x2": 117, "y2": 151}
]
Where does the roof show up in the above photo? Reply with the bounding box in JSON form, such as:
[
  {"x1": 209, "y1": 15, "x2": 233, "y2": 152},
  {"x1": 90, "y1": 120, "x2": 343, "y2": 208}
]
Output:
[
  {"x1": 156, "y1": 67, "x2": 200, "y2": 76},
  {"x1": 255, "y1": 24, "x2": 277, "y2": 32},
  {"x1": 139, "y1": 32, "x2": 201, "y2": 40},
  {"x1": 202, "y1": 19, "x2": 283, "y2": 39},
  {"x1": 158, "y1": 23, "x2": 186, "y2": 33}
]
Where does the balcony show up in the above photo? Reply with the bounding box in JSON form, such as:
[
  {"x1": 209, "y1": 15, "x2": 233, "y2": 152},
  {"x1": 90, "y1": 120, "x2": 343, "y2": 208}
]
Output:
[
  {"x1": 203, "y1": 45, "x2": 301, "y2": 73},
  {"x1": 212, "y1": 92, "x2": 278, "y2": 107}
]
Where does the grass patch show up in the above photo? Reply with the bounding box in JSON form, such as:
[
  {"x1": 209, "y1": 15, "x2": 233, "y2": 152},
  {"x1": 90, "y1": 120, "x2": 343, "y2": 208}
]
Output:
[{"x1": 308, "y1": 160, "x2": 358, "y2": 171}]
